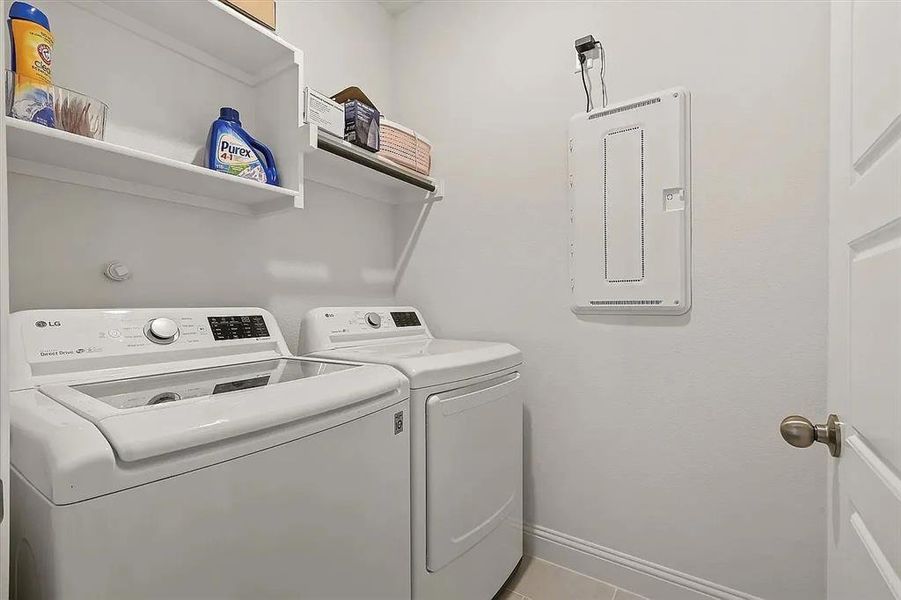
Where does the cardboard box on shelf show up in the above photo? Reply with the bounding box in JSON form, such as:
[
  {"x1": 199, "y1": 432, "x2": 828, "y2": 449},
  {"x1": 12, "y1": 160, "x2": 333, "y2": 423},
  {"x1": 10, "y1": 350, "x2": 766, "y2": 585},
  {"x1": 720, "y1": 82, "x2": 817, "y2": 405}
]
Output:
[
  {"x1": 220, "y1": 0, "x2": 276, "y2": 30},
  {"x1": 331, "y1": 87, "x2": 382, "y2": 152},
  {"x1": 304, "y1": 88, "x2": 344, "y2": 138},
  {"x1": 344, "y1": 100, "x2": 380, "y2": 152}
]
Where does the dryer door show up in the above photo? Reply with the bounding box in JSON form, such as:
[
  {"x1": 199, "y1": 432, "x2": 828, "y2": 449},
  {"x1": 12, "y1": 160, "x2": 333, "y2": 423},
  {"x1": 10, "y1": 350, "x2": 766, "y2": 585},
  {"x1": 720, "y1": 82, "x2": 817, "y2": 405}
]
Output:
[{"x1": 426, "y1": 372, "x2": 522, "y2": 572}]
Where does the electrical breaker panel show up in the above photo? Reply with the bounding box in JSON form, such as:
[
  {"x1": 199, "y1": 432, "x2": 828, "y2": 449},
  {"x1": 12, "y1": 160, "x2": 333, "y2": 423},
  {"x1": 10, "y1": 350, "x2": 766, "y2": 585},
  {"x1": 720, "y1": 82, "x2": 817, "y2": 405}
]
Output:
[{"x1": 568, "y1": 87, "x2": 691, "y2": 315}]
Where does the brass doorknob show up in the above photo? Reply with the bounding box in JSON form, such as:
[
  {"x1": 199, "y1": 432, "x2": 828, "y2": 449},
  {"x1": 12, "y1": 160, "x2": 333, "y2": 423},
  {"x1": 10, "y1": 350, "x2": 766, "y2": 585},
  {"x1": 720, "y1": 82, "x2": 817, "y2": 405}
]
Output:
[{"x1": 780, "y1": 414, "x2": 841, "y2": 457}]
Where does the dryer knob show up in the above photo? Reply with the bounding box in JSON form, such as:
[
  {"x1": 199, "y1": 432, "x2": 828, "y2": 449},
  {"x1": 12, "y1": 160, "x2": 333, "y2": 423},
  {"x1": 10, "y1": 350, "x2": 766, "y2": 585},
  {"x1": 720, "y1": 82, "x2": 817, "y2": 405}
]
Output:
[
  {"x1": 145, "y1": 317, "x2": 180, "y2": 344},
  {"x1": 365, "y1": 312, "x2": 382, "y2": 328}
]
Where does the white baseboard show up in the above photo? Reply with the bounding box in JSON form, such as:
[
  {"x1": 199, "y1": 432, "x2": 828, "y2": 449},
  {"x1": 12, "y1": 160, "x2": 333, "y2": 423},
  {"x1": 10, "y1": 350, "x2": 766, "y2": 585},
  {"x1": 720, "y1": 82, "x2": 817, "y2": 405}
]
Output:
[{"x1": 523, "y1": 523, "x2": 765, "y2": 600}]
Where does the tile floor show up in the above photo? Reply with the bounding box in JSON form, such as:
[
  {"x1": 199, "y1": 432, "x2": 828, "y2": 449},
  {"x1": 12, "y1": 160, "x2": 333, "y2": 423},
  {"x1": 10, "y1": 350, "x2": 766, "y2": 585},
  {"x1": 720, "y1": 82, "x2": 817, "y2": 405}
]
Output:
[{"x1": 495, "y1": 555, "x2": 649, "y2": 600}]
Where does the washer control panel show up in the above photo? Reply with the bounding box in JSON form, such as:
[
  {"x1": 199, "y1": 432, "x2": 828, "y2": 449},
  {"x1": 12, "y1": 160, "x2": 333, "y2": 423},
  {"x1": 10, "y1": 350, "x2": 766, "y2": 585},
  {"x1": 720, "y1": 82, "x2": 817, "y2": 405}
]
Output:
[
  {"x1": 207, "y1": 315, "x2": 271, "y2": 340},
  {"x1": 8, "y1": 308, "x2": 292, "y2": 391},
  {"x1": 389, "y1": 311, "x2": 421, "y2": 328},
  {"x1": 20, "y1": 310, "x2": 274, "y2": 355},
  {"x1": 144, "y1": 317, "x2": 180, "y2": 345}
]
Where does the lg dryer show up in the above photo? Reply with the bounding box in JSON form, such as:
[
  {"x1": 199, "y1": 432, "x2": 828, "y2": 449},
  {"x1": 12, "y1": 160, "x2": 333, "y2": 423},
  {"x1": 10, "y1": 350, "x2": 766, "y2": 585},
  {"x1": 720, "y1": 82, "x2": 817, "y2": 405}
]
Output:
[
  {"x1": 301, "y1": 306, "x2": 523, "y2": 600},
  {"x1": 9, "y1": 308, "x2": 411, "y2": 600}
]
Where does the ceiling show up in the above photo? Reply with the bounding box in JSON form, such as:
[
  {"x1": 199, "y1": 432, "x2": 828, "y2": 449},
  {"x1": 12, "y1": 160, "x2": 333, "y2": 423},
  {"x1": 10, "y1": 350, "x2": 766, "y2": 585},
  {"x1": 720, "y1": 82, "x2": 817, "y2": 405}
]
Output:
[{"x1": 378, "y1": 0, "x2": 420, "y2": 15}]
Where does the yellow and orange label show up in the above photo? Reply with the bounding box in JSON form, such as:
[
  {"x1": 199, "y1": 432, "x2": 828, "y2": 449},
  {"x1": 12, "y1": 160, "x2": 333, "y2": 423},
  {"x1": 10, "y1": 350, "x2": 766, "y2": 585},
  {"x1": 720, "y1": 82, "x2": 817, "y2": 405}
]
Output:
[
  {"x1": 10, "y1": 16, "x2": 53, "y2": 84},
  {"x1": 8, "y1": 14, "x2": 54, "y2": 127}
]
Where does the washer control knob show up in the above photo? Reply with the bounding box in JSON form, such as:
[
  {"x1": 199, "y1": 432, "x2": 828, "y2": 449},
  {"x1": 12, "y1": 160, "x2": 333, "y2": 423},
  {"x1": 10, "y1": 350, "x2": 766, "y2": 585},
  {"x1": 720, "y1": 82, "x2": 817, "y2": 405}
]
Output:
[
  {"x1": 145, "y1": 317, "x2": 180, "y2": 344},
  {"x1": 365, "y1": 312, "x2": 382, "y2": 328}
]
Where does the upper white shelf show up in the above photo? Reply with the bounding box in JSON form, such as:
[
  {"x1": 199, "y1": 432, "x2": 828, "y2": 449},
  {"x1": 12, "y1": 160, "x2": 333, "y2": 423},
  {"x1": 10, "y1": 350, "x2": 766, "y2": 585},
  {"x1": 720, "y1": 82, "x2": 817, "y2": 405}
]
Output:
[
  {"x1": 69, "y1": 0, "x2": 300, "y2": 85},
  {"x1": 301, "y1": 124, "x2": 445, "y2": 204},
  {"x1": 6, "y1": 118, "x2": 301, "y2": 216}
]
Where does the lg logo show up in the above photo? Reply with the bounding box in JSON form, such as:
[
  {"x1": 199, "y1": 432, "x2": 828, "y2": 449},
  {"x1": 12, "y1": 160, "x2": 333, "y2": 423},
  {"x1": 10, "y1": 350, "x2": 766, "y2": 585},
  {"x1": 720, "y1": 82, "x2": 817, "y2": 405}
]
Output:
[{"x1": 34, "y1": 320, "x2": 61, "y2": 328}]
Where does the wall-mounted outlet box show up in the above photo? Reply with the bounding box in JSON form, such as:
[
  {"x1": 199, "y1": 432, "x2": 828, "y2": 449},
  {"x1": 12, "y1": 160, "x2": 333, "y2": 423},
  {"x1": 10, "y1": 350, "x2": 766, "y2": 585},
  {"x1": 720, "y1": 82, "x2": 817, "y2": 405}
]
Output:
[{"x1": 568, "y1": 87, "x2": 691, "y2": 315}]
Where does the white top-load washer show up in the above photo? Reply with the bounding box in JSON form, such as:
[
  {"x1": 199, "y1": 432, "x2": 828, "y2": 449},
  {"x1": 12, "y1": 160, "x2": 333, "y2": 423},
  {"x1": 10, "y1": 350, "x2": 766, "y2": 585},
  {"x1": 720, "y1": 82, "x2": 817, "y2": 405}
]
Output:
[
  {"x1": 9, "y1": 308, "x2": 412, "y2": 600},
  {"x1": 301, "y1": 307, "x2": 523, "y2": 600}
]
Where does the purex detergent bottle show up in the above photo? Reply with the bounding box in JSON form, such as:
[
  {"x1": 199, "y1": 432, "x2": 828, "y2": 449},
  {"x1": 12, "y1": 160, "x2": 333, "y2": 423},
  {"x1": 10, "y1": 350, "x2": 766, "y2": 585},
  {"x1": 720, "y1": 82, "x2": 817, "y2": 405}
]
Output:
[{"x1": 205, "y1": 107, "x2": 278, "y2": 185}]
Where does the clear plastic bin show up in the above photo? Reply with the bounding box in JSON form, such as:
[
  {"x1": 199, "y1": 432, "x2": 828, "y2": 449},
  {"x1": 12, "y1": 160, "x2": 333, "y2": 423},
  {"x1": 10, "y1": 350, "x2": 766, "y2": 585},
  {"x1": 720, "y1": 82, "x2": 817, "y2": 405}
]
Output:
[{"x1": 5, "y1": 69, "x2": 108, "y2": 140}]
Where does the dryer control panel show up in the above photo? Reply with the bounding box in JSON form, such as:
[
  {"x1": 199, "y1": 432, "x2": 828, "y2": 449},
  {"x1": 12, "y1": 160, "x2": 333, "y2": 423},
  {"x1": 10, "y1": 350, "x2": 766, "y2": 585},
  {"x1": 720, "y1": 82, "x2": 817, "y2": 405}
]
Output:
[{"x1": 300, "y1": 306, "x2": 432, "y2": 353}]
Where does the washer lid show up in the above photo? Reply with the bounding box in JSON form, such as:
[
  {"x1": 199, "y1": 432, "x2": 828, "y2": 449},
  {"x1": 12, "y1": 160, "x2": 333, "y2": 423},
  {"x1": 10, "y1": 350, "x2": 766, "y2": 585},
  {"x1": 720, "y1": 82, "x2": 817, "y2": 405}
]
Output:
[
  {"x1": 38, "y1": 357, "x2": 404, "y2": 463},
  {"x1": 311, "y1": 339, "x2": 522, "y2": 389}
]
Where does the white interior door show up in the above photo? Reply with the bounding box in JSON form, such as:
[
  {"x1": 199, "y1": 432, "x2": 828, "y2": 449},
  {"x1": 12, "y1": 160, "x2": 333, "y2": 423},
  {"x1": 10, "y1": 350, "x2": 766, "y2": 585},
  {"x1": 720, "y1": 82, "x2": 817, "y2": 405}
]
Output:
[{"x1": 827, "y1": 1, "x2": 901, "y2": 598}]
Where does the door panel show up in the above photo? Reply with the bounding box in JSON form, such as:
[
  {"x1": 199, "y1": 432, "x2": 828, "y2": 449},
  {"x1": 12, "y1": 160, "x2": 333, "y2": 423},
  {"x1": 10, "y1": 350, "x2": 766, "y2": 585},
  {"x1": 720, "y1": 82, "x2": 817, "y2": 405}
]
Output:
[
  {"x1": 829, "y1": 1, "x2": 901, "y2": 598},
  {"x1": 849, "y1": 227, "x2": 901, "y2": 470},
  {"x1": 850, "y1": 0, "x2": 901, "y2": 163},
  {"x1": 425, "y1": 373, "x2": 521, "y2": 572},
  {"x1": 844, "y1": 437, "x2": 901, "y2": 581},
  {"x1": 846, "y1": 512, "x2": 898, "y2": 600}
]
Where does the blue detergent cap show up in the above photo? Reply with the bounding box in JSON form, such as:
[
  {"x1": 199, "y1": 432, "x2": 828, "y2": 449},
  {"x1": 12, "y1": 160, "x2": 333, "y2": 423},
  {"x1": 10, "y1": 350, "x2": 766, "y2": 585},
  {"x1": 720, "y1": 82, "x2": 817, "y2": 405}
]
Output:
[
  {"x1": 8, "y1": 2, "x2": 51, "y2": 30},
  {"x1": 219, "y1": 107, "x2": 240, "y2": 123}
]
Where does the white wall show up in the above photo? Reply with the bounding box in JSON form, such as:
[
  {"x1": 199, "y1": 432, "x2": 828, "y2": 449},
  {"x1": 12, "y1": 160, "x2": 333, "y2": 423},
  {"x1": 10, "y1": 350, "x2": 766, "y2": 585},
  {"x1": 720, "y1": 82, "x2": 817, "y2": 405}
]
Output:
[
  {"x1": 279, "y1": 0, "x2": 394, "y2": 114},
  {"x1": 7, "y1": 2, "x2": 830, "y2": 597},
  {"x1": 8, "y1": 1, "x2": 397, "y2": 351},
  {"x1": 392, "y1": 3, "x2": 829, "y2": 599}
]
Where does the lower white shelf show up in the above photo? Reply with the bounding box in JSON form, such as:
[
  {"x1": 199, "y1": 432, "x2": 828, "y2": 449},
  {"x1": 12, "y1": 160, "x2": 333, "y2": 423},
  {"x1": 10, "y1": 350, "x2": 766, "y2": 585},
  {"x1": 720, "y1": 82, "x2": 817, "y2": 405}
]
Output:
[
  {"x1": 5, "y1": 118, "x2": 302, "y2": 216},
  {"x1": 301, "y1": 124, "x2": 444, "y2": 204}
]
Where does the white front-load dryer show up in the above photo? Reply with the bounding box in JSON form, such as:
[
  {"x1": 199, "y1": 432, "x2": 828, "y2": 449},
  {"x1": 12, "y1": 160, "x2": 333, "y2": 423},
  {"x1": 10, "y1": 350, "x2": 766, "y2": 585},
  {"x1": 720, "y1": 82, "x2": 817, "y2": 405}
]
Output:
[
  {"x1": 9, "y1": 308, "x2": 412, "y2": 600},
  {"x1": 301, "y1": 307, "x2": 523, "y2": 600}
]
